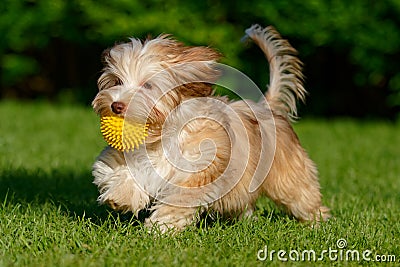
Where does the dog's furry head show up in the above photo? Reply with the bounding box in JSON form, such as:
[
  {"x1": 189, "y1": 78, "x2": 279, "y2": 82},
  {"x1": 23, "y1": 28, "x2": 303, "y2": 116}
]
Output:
[{"x1": 92, "y1": 36, "x2": 221, "y2": 137}]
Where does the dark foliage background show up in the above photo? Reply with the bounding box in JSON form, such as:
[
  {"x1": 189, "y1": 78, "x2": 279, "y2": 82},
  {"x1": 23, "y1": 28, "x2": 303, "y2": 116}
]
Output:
[{"x1": 1, "y1": 0, "x2": 399, "y2": 118}]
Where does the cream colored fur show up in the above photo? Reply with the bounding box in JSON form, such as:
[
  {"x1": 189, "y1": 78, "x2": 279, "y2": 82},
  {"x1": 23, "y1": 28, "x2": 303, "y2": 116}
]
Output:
[{"x1": 92, "y1": 24, "x2": 330, "y2": 232}]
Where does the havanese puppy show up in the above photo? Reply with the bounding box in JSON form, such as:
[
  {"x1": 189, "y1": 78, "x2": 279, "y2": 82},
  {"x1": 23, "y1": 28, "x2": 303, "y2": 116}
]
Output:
[{"x1": 92, "y1": 24, "x2": 330, "y2": 232}]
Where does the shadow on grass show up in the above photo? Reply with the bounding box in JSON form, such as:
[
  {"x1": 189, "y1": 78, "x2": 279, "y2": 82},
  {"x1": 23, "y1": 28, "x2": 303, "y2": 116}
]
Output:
[
  {"x1": 0, "y1": 168, "x2": 135, "y2": 225},
  {"x1": 0, "y1": 168, "x2": 291, "y2": 230},
  {"x1": 195, "y1": 207, "x2": 290, "y2": 230}
]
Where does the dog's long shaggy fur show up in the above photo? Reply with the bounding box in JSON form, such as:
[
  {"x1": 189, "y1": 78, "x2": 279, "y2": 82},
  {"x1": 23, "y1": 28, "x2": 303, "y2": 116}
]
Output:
[{"x1": 92, "y1": 25, "x2": 330, "y2": 232}]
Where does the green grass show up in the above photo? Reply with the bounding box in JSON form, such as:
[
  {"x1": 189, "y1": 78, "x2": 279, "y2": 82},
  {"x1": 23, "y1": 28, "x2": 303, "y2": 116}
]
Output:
[{"x1": 0, "y1": 100, "x2": 399, "y2": 266}]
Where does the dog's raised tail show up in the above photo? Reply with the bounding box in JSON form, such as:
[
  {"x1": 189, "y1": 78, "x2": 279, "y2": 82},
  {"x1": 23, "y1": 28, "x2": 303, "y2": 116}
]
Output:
[{"x1": 244, "y1": 25, "x2": 306, "y2": 120}]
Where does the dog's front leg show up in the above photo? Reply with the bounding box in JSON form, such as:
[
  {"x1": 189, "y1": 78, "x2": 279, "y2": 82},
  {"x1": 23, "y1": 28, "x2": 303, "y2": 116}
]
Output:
[
  {"x1": 92, "y1": 147, "x2": 150, "y2": 215},
  {"x1": 145, "y1": 204, "x2": 201, "y2": 233}
]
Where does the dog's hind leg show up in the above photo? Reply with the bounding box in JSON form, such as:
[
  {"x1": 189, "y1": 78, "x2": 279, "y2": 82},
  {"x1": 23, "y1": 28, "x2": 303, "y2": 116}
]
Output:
[{"x1": 262, "y1": 119, "x2": 330, "y2": 223}]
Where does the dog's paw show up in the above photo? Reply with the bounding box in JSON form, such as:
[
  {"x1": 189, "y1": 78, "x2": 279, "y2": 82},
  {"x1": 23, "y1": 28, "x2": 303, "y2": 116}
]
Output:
[
  {"x1": 144, "y1": 205, "x2": 200, "y2": 234},
  {"x1": 144, "y1": 216, "x2": 192, "y2": 234},
  {"x1": 144, "y1": 219, "x2": 178, "y2": 235},
  {"x1": 97, "y1": 171, "x2": 150, "y2": 216}
]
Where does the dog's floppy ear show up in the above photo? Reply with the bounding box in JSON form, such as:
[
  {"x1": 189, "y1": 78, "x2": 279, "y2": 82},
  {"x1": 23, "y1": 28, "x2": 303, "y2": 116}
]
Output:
[
  {"x1": 168, "y1": 44, "x2": 221, "y2": 82},
  {"x1": 177, "y1": 82, "x2": 214, "y2": 97},
  {"x1": 171, "y1": 46, "x2": 220, "y2": 97},
  {"x1": 145, "y1": 36, "x2": 221, "y2": 83},
  {"x1": 173, "y1": 45, "x2": 221, "y2": 64},
  {"x1": 160, "y1": 40, "x2": 221, "y2": 97}
]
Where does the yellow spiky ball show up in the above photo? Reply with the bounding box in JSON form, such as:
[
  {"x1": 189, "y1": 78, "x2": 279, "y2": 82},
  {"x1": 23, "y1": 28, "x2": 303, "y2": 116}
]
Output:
[{"x1": 100, "y1": 116, "x2": 148, "y2": 151}]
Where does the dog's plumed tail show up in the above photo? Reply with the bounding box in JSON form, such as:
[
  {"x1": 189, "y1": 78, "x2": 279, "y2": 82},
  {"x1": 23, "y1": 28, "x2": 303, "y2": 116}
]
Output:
[{"x1": 244, "y1": 25, "x2": 306, "y2": 120}]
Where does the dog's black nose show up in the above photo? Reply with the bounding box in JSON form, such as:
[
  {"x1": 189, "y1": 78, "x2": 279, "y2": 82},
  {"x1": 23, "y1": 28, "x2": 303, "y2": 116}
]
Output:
[{"x1": 111, "y1": 102, "x2": 126, "y2": 114}]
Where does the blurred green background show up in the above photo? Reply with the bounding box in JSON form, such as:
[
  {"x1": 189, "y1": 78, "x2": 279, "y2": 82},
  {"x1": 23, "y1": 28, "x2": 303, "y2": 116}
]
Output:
[{"x1": 1, "y1": 0, "x2": 400, "y2": 118}]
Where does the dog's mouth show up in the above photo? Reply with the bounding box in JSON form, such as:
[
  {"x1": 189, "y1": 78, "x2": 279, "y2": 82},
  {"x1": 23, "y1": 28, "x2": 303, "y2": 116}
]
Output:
[
  {"x1": 100, "y1": 112, "x2": 163, "y2": 144},
  {"x1": 99, "y1": 115, "x2": 149, "y2": 151},
  {"x1": 93, "y1": 93, "x2": 166, "y2": 144}
]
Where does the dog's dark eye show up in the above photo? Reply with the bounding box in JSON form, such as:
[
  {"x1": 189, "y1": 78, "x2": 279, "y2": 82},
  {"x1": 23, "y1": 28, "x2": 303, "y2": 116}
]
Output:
[
  {"x1": 143, "y1": 82, "x2": 152, "y2": 89},
  {"x1": 114, "y1": 78, "x2": 122, "y2": 86}
]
